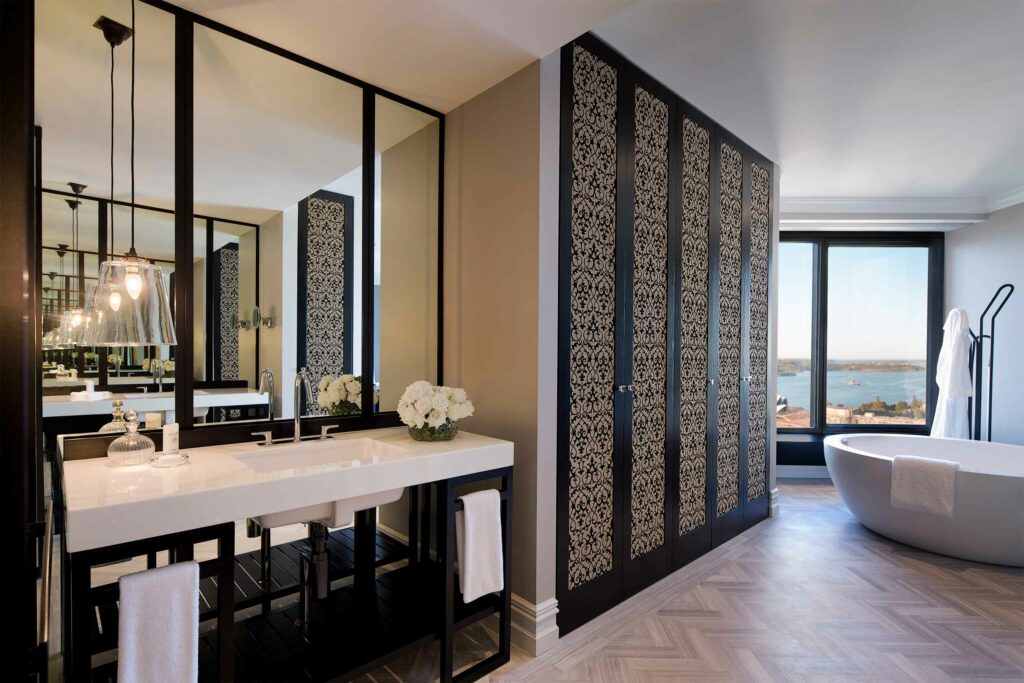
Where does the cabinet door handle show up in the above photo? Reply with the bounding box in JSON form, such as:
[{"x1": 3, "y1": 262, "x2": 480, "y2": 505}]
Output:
[
  {"x1": 616, "y1": 384, "x2": 636, "y2": 393},
  {"x1": 707, "y1": 378, "x2": 716, "y2": 386},
  {"x1": 739, "y1": 375, "x2": 752, "y2": 383}
]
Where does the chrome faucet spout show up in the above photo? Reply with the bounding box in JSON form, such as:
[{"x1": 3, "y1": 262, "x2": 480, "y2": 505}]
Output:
[
  {"x1": 258, "y1": 368, "x2": 275, "y2": 421},
  {"x1": 294, "y1": 367, "x2": 314, "y2": 442}
]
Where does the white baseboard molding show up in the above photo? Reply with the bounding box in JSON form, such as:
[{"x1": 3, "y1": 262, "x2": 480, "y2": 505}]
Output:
[
  {"x1": 777, "y1": 465, "x2": 831, "y2": 479},
  {"x1": 769, "y1": 487, "x2": 781, "y2": 517},
  {"x1": 511, "y1": 594, "x2": 559, "y2": 656}
]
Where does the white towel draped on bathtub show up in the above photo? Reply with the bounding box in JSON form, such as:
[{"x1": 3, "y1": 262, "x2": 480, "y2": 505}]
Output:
[
  {"x1": 890, "y1": 455, "x2": 959, "y2": 518},
  {"x1": 931, "y1": 308, "x2": 973, "y2": 440}
]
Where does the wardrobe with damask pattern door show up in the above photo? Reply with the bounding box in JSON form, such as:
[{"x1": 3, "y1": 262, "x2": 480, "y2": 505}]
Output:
[{"x1": 556, "y1": 34, "x2": 774, "y2": 635}]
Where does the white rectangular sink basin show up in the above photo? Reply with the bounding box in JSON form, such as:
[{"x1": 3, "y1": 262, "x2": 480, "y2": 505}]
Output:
[
  {"x1": 233, "y1": 437, "x2": 407, "y2": 474},
  {"x1": 235, "y1": 437, "x2": 409, "y2": 529}
]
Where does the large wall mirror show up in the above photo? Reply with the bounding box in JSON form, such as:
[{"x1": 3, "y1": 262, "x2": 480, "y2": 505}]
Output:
[{"x1": 35, "y1": 0, "x2": 443, "y2": 445}]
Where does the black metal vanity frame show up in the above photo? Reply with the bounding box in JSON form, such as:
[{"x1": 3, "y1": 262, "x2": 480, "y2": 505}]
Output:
[{"x1": 60, "y1": 464, "x2": 513, "y2": 682}]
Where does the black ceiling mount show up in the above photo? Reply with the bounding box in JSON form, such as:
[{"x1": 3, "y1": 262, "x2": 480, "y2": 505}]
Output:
[
  {"x1": 93, "y1": 16, "x2": 133, "y2": 48},
  {"x1": 64, "y1": 199, "x2": 81, "y2": 211},
  {"x1": 68, "y1": 182, "x2": 87, "y2": 195}
]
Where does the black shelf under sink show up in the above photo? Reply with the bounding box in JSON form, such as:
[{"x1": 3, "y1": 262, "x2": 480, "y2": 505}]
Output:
[
  {"x1": 87, "y1": 527, "x2": 408, "y2": 656},
  {"x1": 91, "y1": 562, "x2": 500, "y2": 683}
]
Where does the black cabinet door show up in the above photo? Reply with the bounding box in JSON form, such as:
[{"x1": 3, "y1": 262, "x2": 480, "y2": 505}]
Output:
[
  {"x1": 672, "y1": 102, "x2": 716, "y2": 568},
  {"x1": 556, "y1": 37, "x2": 626, "y2": 636},
  {"x1": 621, "y1": 70, "x2": 674, "y2": 598}
]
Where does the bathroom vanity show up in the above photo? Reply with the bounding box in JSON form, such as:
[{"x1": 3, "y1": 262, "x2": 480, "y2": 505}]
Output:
[{"x1": 59, "y1": 428, "x2": 513, "y2": 682}]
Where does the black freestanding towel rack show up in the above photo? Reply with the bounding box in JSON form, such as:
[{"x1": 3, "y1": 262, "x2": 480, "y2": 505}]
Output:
[{"x1": 967, "y1": 283, "x2": 1015, "y2": 441}]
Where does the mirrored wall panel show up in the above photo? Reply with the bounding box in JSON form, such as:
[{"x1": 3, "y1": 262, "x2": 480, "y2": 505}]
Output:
[
  {"x1": 193, "y1": 24, "x2": 364, "y2": 422},
  {"x1": 374, "y1": 95, "x2": 440, "y2": 412},
  {"x1": 36, "y1": 0, "x2": 177, "y2": 435}
]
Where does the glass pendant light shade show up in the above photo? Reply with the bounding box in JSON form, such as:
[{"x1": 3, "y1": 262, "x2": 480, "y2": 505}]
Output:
[
  {"x1": 84, "y1": 258, "x2": 177, "y2": 347},
  {"x1": 54, "y1": 310, "x2": 78, "y2": 348}
]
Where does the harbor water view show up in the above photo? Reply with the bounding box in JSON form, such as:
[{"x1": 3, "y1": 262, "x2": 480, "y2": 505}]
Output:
[{"x1": 776, "y1": 359, "x2": 928, "y2": 427}]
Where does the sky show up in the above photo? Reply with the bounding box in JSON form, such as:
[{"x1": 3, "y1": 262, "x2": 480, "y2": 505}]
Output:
[{"x1": 777, "y1": 242, "x2": 929, "y2": 361}]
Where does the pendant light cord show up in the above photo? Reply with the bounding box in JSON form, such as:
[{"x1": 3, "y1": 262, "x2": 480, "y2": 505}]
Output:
[
  {"x1": 109, "y1": 43, "x2": 115, "y2": 258},
  {"x1": 130, "y1": 0, "x2": 136, "y2": 252}
]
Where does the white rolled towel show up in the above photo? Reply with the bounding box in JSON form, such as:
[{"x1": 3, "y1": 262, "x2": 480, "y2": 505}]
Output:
[
  {"x1": 890, "y1": 455, "x2": 959, "y2": 518},
  {"x1": 118, "y1": 561, "x2": 199, "y2": 683}
]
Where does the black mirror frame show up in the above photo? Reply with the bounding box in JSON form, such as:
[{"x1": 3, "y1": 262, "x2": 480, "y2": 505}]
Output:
[{"x1": 104, "y1": 0, "x2": 444, "y2": 445}]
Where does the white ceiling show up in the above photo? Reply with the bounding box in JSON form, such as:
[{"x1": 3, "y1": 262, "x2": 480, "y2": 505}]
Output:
[
  {"x1": 176, "y1": 0, "x2": 631, "y2": 113},
  {"x1": 595, "y1": 0, "x2": 1024, "y2": 214}
]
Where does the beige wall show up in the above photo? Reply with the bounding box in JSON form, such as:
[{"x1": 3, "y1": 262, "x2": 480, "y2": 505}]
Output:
[
  {"x1": 945, "y1": 202, "x2": 1024, "y2": 445},
  {"x1": 192, "y1": 257, "x2": 206, "y2": 380},
  {"x1": 443, "y1": 60, "x2": 546, "y2": 619},
  {"x1": 239, "y1": 230, "x2": 258, "y2": 386},
  {"x1": 379, "y1": 122, "x2": 440, "y2": 410}
]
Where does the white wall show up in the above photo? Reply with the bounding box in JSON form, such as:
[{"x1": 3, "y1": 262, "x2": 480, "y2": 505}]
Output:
[
  {"x1": 945, "y1": 203, "x2": 1024, "y2": 445},
  {"x1": 257, "y1": 208, "x2": 298, "y2": 418}
]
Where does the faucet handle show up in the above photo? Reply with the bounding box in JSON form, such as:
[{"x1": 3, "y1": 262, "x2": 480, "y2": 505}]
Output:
[
  {"x1": 319, "y1": 424, "x2": 340, "y2": 440},
  {"x1": 251, "y1": 430, "x2": 274, "y2": 447}
]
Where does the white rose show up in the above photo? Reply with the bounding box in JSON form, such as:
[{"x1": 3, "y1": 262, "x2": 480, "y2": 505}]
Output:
[
  {"x1": 403, "y1": 380, "x2": 433, "y2": 403},
  {"x1": 451, "y1": 387, "x2": 467, "y2": 403},
  {"x1": 330, "y1": 376, "x2": 345, "y2": 392},
  {"x1": 426, "y1": 410, "x2": 447, "y2": 428},
  {"x1": 345, "y1": 380, "x2": 360, "y2": 396},
  {"x1": 431, "y1": 390, "x2": 450, "y2": 412},
  {"x1": 413, "y1": 397, "x2": 432, "y2": 416},
  {"x1": 318, "y1": 376, "x2": 332, "y2": 391},
  {"x1": 317, "y1": 391, "x2": 332, "y2": 409},
  {"x1": 448, "y1": 399, "x2": 474, "y2": 421}
]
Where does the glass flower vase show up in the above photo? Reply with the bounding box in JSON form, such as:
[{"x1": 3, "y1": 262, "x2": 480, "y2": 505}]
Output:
[{"x1": 408, "y1": 420, "x2": 458, "y2": 442}]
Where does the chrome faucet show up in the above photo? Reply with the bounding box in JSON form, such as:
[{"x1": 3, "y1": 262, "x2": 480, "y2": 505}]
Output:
[
  {"x1": 294, "y1": 367, "x2": 313, "y2": 443},
  {"x1": 153, "y1": 359, "x2": 165, "y2": 391},
  {"x1": 258, "y1": 368, "x2": 275, "y2": 421}
]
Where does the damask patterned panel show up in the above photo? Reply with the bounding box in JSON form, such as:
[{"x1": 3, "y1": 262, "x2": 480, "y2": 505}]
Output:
[
  {"x1": 679, "y1": 118, "x2": 710, "y2": 534},
  {"x1": 747, "y1": 163, "x2": 771, "y2": 501},
  {"x1": 716, "y1": 142, "x2": 743, "y2": 518},
  {"x1": 567, "y1": 44, "x2": 618, "y2": 590},
  {"x1": 211, "y1": 243, "x2": 239, "y2": 381},
  {"x1": 299, "y1": 190, "x2": 353, "y2": 416},
  {"x1": 630, "y1": 86, "x2": 668, "y2": 559}
]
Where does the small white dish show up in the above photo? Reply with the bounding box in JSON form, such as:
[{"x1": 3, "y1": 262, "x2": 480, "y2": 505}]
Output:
[{"x1": 151, "y1": 453, "x2": 190, "y2": 468}]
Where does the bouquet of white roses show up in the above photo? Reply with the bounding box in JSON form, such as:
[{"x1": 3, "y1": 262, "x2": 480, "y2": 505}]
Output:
[
  {"x1": 317, "y1": 374, "x2": 368, "y2": 416},
  {"x1": 397, "y1": 381, "x2": 474, "y2": 441}
]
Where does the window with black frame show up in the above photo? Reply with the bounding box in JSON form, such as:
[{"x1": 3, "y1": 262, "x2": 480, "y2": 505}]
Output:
[{"x1": 776, "y1": 233, "x2": 943, "y2": 435}]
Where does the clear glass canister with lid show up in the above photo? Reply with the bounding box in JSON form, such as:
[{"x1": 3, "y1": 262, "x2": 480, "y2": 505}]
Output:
[
  {"x1": 106, "y1": 410, "x2": 156, "y2": 466},
  {"x1": 99, "y1": 400, "x2": 128, "y2": 433}
]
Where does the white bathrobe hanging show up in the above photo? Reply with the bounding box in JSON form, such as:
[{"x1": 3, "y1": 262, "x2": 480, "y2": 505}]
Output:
[{"x1": 931, "y1": 308, "x2": 974, "y2": 439}]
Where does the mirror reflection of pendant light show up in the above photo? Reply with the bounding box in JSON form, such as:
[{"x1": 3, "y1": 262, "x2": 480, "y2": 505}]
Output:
[{"x1": 84, "y1": 4, "x2": 177, "y2": 347}]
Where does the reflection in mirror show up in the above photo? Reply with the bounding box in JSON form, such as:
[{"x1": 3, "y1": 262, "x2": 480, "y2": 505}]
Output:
[
  {"x1": 374, "y1": 96, "x2": 440, "y2": 412},
  {"x1": 193, "y1": 24, "x2": 363, "y2": 422},
  {"x1": 36, "y1": 0, "x2": 177, "y2": 441},
  {"x1": 193, "y1": 217, "x2": 262, "y2": 423}
]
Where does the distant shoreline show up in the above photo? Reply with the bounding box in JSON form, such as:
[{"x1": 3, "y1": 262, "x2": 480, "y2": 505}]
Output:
[{"x1": 777, "y1": 359, "x2": 925, "y2": 375}]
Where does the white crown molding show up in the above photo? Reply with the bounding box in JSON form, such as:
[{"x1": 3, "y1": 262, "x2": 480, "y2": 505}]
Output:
[
  {"x1": 988, "y1": 186, "x2": 1024, "y2": 212},
  {"x1": 511, "y1": 594, "x2": 560, "y2": 656},
  {"x1": 780, "y1": 196, "x2": 990, "y2": 215}
]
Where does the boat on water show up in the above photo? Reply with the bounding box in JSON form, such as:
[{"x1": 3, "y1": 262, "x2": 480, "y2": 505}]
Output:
[{"x1": 848, "y1": 378, "x2": 861, "y2": 386}]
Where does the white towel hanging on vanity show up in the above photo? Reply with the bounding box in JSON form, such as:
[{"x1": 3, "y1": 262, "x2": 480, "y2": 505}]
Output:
[
  {"x1": 455, "y1": 489, "x2": 504, "y2": 603},
  {"x1": 118, "y1": 561, "x2": 199, "y2": 683},
  {"x1": 931, "y1": 308, "x2": 973, "y2": 440}
]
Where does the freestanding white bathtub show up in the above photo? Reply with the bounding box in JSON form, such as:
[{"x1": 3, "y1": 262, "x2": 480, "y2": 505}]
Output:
[{"x1": 824, "y1": 433, "x2": 1024, "y2": 567}]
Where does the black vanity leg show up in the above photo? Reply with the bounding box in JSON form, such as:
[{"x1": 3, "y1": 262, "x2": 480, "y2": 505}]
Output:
[
  {"x1": 439, "y1": 480, "x2": 456, "y2": 683},
  {"x1": 354, "y1": 509, "x2": 376, "y2": 594},
  {"x1": 420, "y1": 483, "x2": 433, "y2": 564},
  {"x1": 408, "y1": 485, "x2": 420, "y2": 565},
  {"x1": 217, "y1": 524, "x2": 235, "y2": 682},
  {"x1": 260, "y1": 528, "x2": 272, "y2": 615},
  {"x1": 499, "y1": 469, "x2": 514, "y2": 662},
  {"x1": 69, "y1": 551, "x2": 93, "y2": 682}
]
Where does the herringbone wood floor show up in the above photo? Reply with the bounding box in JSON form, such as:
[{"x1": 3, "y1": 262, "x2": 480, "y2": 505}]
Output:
[{"x1": 349, "y1": 480, "x2": 1024, "y2": 682}]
